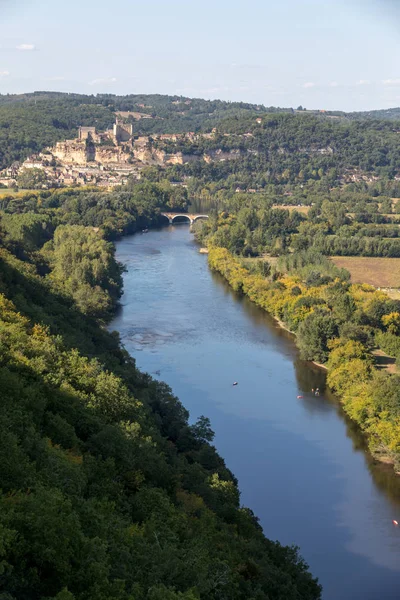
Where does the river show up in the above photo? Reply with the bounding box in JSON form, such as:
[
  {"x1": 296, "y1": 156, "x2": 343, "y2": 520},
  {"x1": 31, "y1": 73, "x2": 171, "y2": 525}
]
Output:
[{"x1": 110, "y1": 225, "x2": 400, "y2": 600}]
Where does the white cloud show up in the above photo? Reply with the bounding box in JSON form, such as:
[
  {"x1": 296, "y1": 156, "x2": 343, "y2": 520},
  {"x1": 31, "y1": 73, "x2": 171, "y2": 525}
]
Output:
[
  {"x1": 0, "y1": 70, "x2": 10, "y2": 77},
  {"x1": 88, "y1": 77, "x2": 117, "y2": 86},
  {"x1": 356, "y1": 79, "x2": 371, "y2": 85},
  {"x1": 47, "y1": 76, "x2": 65, "y2": 81},
  {"x1": 329, "y1": 81, "x2": 339, "y2": 87},
  {"x1": 16, "y1": 44, "x2": 35, "y2": 51},
  {"x1": 302, "y1": 82, "x2": 316, "y2": 88},
  {"x1": 382, "y1": 78, "x2": 400, "y2": 85}
]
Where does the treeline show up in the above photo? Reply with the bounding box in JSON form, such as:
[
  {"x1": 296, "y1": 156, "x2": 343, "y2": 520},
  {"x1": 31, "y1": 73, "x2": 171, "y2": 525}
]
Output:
[
  {"x1": 193, "y1": 192, "x2": 400, "y2": 258},
  {"x1": 207, "y1": 246, "x2": 400, "y2": 470},
  {"x1": 154, "y1": 112, "x2": 400, "y2": 187},
  {"x1": 0, "y1": 92, "x2": 278, "y2": 168},
  {"x1": 0, "y1": 188, "x2": 321, "y2": 599},
  {"x1": 0, "y1": 181, "x2": 188, "y2": 239},
  {"x1": 3, "y1": 92, "x2": 400, "y2": 182},
  {"x1": 0, "y1": 99, "x2": 114, "y2": 169},
  {"x1": 303, "y1": 235, "x2": 400, "y2": 257},
  {"x1": 0, "y1": 182, "x2": 189, "y2": 318}
]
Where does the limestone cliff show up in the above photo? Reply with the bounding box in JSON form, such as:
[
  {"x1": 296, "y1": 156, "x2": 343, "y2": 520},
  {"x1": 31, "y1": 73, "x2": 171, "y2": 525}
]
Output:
[
  {"x1": 53, "y1": 141, "x2": 90, "y2": 165},
  {"x1": 53, "y1": 141, "x2": 132, "y2": 166},
  {"x1": 133, "y1": 146, "x2": 243, "y2": 166}
]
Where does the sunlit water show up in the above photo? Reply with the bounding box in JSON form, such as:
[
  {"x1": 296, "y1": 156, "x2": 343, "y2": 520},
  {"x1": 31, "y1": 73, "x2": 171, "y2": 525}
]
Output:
[{"x1": 110, "y1": 226, "x2": 400, "y2": 600}]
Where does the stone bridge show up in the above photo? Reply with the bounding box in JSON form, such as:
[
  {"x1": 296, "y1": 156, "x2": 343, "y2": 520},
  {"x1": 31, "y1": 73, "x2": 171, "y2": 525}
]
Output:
[{"x1": 161, "y1": 212, "x2": 209, "y2": 225}]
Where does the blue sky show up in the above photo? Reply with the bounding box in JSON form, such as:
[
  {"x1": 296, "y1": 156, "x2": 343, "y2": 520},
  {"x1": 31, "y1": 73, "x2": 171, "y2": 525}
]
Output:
[{"x1": 1, "y1": 0, "x2": 400, "y2": 111}]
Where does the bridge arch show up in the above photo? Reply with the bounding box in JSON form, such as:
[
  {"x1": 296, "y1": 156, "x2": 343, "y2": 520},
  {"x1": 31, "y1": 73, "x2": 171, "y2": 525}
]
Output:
[
  {"x1": 171, "y1": 214, "x2": 192, "y2": 224},
  {"x1": 159, "y1": 213, "x2": 171, "y2": 225},
  {"x1": 160, "y1": 212, "x2": 209, "y2": 226}
]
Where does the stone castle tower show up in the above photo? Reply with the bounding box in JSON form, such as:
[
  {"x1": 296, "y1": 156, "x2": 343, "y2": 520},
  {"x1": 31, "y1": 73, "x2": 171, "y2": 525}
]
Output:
[
  {"x1": 113, "y1": 118, "x2": 133, "y2": 143},
  {"x1": 78, "y1": 126, "x2": 97, "y2": 141}
]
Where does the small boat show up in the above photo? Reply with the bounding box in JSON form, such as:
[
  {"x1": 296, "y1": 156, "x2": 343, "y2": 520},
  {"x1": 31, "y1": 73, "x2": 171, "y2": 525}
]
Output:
[
  {"x1": 142, "y1": 228, "x2": 149, "y2": 233},
  {"x1": 233, "y1": 382, "x2": 238, "y2": 386},
  {"x1": 393, "y1": 520, "x2": 398, "y2": 526},
  {"x1": 297, "y1": 395, "x2": 303, "y2": 399}
]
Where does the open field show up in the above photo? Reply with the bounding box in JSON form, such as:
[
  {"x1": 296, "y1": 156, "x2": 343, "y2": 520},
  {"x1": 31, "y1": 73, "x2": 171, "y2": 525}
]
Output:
[
  {"x1": 273, "y1": 204, "x2": 311, "y2": 214},
  {"x1": 240, "y1": 255, "x2": 279, "y2": 269},
  {"x1": 0, "y1": 188, "x2": 36, "y2": 196},
  {"x1": 372, "y1": 349, "x2": 397, "y2": 374},
  {"x1": 331, "y1": 257, "x2": 400, "y2": 292}
]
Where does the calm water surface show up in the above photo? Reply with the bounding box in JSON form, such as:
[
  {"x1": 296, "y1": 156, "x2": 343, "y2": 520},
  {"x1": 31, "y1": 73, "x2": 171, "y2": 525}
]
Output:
[{"x1": 111, "y1": 226, "x2": 400, "y2": 600}]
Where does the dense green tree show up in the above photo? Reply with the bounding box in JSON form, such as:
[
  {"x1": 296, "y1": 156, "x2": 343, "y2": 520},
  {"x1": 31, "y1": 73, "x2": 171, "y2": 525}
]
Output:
[
  {"x1": 43, "y1": 225, "x2": 123, "y2": 318},
  {"x1": 0, "y1": 201, "x2": 322, "y2": 600},
  {"x1": 1, "y1": 212, "x2": 53, "y2": 251},
  {"x1": 296, "y1": 310, "x2": 338, "y2": 363},
  {"x1": 17, "y1": 167, "x2": 48, "y2": 189}
]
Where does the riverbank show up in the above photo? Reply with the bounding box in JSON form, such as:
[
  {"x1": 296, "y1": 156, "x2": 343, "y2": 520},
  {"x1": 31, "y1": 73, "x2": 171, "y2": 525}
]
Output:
[
  {"x1": 274, "y1": 317, "x2": 328, "y2": 370},
  {"x1": 207, "y1": 245, "x2": 400, "y2": 473},
  {"x1": 0, "y1": 221, "x2": 325, "y2": 600},
  {"x1": 111, "y1": 226, "x2": 400, "y2": 600}
]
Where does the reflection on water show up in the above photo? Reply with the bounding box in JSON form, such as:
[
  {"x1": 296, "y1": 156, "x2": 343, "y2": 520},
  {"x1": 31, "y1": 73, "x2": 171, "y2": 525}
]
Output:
[{"x1": 111, "y1": 226, "x2": 400, "y2": 600}]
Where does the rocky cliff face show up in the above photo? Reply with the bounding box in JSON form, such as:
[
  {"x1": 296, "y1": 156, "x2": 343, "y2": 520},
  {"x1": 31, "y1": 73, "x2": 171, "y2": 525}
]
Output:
[
  {"x1": 95, "y1": 146, "x2": 132, "y2": 164},
  {"x1": 51, "y1": 136, "x2": 245, "y2": 170},
  {"x1": 133, "y1": 146, "x2": 243, "y2": 166},
  {"x1": 53, "y1": 141, "x2": 89, "y2": 165},
  {"x1": 203, "y1": 149, "x2": 242, "y2": 163},
  {"x1": 53, "y1": 141, "x2": 132, "y2": 166}
]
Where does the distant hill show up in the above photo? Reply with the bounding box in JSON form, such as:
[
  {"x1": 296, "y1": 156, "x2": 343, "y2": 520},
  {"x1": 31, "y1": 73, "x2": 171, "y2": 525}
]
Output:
[
  {"x1": 348, "y1": 107, "x2": 400, "y2": 120},
  {"x1": 1, "y1": 91, "x2": 400, "y2": 171},
  {"x1": 0, "y1": 92, "x2": 293, "y2": 170}
]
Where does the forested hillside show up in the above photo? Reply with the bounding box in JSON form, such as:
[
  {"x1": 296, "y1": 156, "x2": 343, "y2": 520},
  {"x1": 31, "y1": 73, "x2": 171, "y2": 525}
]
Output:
[
  {"x1": 3, "y1": 91, "x2": 400, "y2": 177},
  {"x1": 348, "y1": 107, "x2": 400, "y2": 120},
  {"x1": 0, "y1": 99, "x2": 114, "y2": 170},
  {"x1": 0, "y1": 92, "x2": 272, "y2": 169},
  {"x1": 0, "y1": 188, "x2": 321, "y2": 600},
  {"x1": 153, "y1": 112, "x2": 400, "y2": 183},
  {"x1": 3, "y1": 88, "x2": 400, "y2": 597},
  {"x1": 189, "y1": 189, "x2": 400, "y2": 257}
]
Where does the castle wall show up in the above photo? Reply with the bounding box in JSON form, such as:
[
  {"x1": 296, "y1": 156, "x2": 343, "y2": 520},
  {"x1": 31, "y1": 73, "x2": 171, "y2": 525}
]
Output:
[
  {"x1": 78, "y1": 126, "x2": 96, "y2": 141},
  {"x1": 113, "y1": 120, "x2": 133, "y2": 143}
]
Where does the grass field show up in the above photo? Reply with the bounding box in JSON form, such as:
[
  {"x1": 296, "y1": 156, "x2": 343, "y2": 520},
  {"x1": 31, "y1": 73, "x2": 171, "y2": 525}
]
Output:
[
  {"x1": 331, "y1": 257, "x2": 400, "y2": 293},
  {"x1": 0, "y1": 189, "x2": 36, "y2": 196},
  {"x1": 273, "y1": 205, "x2": 311, "y2": 214}
]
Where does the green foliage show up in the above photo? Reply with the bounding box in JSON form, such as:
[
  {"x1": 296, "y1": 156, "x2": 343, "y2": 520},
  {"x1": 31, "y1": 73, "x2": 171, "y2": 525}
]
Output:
[
  {"x1": 297, "y1": 311, "x2": 338, "y2": 363},
  {"x1": 375, "y1": 331, "x2": 400, "y2": 362},
  {"x1": 17, "y1": 167, "x2": 48, "y2": 189},
  {"x1": 278, "y1": 250, "x2": 349, "y2": 282},
  {"x1": 207, "y1": 245, "x2": 400, "y2": 470},
  {"x1": 0, "y1": 280, "x2": 322, "y2": 600},
  {"x1": 0, "y1": 96, "x2": 114, "y2": 169},
  {"x1": 0, "y1": 186, "x2": 187, "y2": 241},
  {"x1": 190, "y1": 416, "x2": 215, "y2": 443},
  {"x1": 43, "y1": 225, "x2": 123, "y2": 318},
  {"x1": 0, "y1": 199, "x2": 321, "y2": 599},
  {"x1": 156, "y1": 112, "x2": 400, "y2": 186},
  {"x1": 0, "y1": 92, "x2": 282, "y2": 170},
  {"x1": 0, "y1": 212, "x2": 53, "y2": 251}
]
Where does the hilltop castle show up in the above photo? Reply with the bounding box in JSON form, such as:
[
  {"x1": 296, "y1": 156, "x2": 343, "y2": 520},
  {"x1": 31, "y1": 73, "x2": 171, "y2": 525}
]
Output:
[
  {"x1": 113, "y1": 118, "x2": 133, "y2": 143},
  {"x1": 52, "y1": 118, "x2": 135, "y2": 167},
  {"x1": 77, "y1": 119, "x2": 133, "y2": 145},
  {"x1": 78, "y1": 126, "x2": 97, "y2": 141}
]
